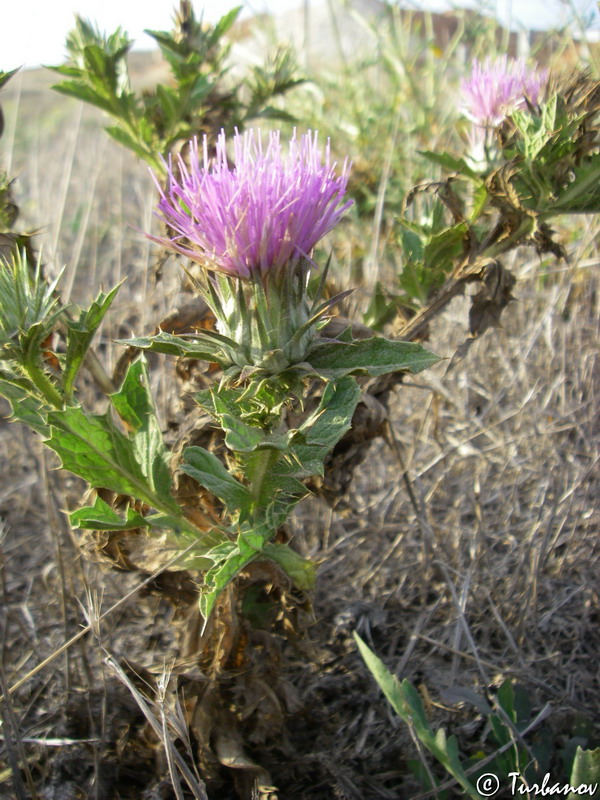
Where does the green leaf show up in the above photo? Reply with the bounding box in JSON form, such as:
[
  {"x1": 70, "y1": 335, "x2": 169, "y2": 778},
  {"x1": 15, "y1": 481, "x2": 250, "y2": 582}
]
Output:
[
  {"x1": 210, "y1": 6, "x2": 243, "y2": 42},
  {"x1": 0, "y1": 68, "x2": 20, "y2": 91},
  {"x1": 0, "y1": 379, "x2": 49, "y2": 435},
  {"x1": 363, "y1": 282, "x2": 402, "y2": 331},
  {"x1": 46, "y1": 406, "x2": 158, "y2": 504},
  {"x1": 63, "y1": 283, "x2": 120, "y2": 398},
  {"x1": 188, "y1": 75, "x2": 213, "y2": 106},
  {"x1": 69, "y1": 493, "x2": 192, "y2": 534},
  {"x1": 199, "y1": 523, "x2": 270, "y2": 623},
  {"x1": 300, "y1": 377, "x2": 360, "y2": 450},
  {"x1": 205, "y1": 390, "x2": 293, "y2": 456},
  {"x1": 20, "y1": 321, "x2": 57, "y2": 366},
  {"x1": 181, "y1": 446, "x2": 251, "y2": 518},
  {"x1": 105, "y1": 125, "x2": 154, "y2": 165},
  {"x1": 110, "y1": 358, "x2": 173, "y2": 501},
  {"x1": 70, "y1": 494, "x2": 223, "y2": 572},
  {"x1": 82, "y1": 44, "x2": 111, "y2": 83},
  {"x1": 307, "y1": 337, "x2": 440, "y2": 380},
  {"x1": 220, "y1": 413, "x2": 267, "y2": 453},
  {"x1": 419, "y1": 150, "x2": 478, "y2": 179},
  {"x1": 70, "y1": 494, "x2": 149, "y2": 530},
  {"x1": 262, "y1": 543, "x2": 316, "y2": 591},
  {"x1": 354, "y1": 634, "x2": 483, "y2": 800},
  {"x1": 46, "y1": 380, "x2": 178, "y2": 515},
  {"x1": 119, "y1": 331, "x2": 231, "y2": 366},
  {"x1": 155, "y1": 83, "x2": 179, "y2": 124},
  {"x1": 568, "y1": 748, "x2": 600, "y2": 799},
  {"x1": 423, "y1": 222, "x2": 468, "y2": 271},
  {"x1": 51, "y1": 81, "x2": 115, "y2": 115},
  {"x1": 249, "y1": 106, "x2": 297, "y2": 123},
  {"x1": 552, "y1": 153, "x2": 600, "y2": 214},
  {"x1": 470, "y1": 184, "x2": 488, "y2": 220},
  {"x1": 269, "y1": 377, "x2": 360, "y2": 479}
]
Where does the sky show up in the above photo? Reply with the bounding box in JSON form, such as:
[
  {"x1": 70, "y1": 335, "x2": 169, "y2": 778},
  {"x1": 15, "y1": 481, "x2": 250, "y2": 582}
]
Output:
[{"x1": 2, "y1": 0, "x2": 599, "y2": 70}]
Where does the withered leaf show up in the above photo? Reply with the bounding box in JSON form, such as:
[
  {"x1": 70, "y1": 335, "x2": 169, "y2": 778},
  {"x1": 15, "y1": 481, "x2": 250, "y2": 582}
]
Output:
[{"x1": 469, "y1": 260, "x2": 516, "y2": 336}]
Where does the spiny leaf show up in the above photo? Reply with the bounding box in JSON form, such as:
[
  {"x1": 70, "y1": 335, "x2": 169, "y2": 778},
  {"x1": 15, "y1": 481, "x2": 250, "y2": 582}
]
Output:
[
  {"x1": 63, "y1": 283, "x2": 120, "y2": 398},
  {"x1": 70, "y1": 494, "x2": 149, "y2": 530},
  {"x1": 423, "y1": 222, "x2": 469, "y2": 272},
  {"x1": 46, "y1": 402, "x2": 177, "y2": 514},
  {"x1": 307, "y1": 337, "x2": 440, "y2": 380},
  {"x1": 199, "y1": 525, "x2": 270, "y2": 623},
  {"x1": 419, "y1": 150, "x2": 478, "y2": 179},
  {"x1": 181, "y1": 446, "x2": 251, "y2": 518},
  {"x1": 110, "y1": 358, "x2": 173, "y2": 500},
  {"x1": 119, "y1": 331, "x2": 230, "y2": 366},
  {"x1": 267, "y1": 377, "x2": 360, "y2": 486},
  {"x1": 0, "y1": 378, "x2": 48, "y2": 435},
  {"x1": 0, "y1": 68, "x2": 20, "y2": 92},
  {"x1": 51, "y1": 81, "x2": 116, "y2": 115},
  {"x1": 262, "y1": 543, "x2": 316, "y2": 591},
  {"x1": 105, "y1": 126, "x2": 155, "y2": 166}
]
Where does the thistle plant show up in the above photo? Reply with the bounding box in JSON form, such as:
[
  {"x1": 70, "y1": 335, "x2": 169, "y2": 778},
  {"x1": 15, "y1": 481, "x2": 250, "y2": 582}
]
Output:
[
  {"x1": 50, "y1": 2, "x2": 304, "y2": 176},
  {"x1": 0, "y1": 126, "x2": 438, "y2": 636},
  {"x1": 0, "y1": 127, "x2": 440, "y2": 791},
  {"x1": 373, "y1": 60, "x2": 600, "y2": 339},
  {"x1": 121, "y1": 128, "x2": 438, "y2": 620}
]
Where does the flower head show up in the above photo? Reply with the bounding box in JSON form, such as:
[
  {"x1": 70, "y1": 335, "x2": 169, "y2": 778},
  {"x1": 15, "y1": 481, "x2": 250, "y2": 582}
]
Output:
[
  {"x1": 149, "y1": 129, "x2": 352, "y2": 278},
  {"x1": 461, "y1": 56, "x2": 548, "y2": 127}
]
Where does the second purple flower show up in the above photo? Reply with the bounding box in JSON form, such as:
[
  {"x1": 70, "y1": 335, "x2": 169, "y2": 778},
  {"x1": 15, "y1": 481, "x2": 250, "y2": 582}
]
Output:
[{"x1": 461, "y1": 56, "x2": 548, "y2": 127}]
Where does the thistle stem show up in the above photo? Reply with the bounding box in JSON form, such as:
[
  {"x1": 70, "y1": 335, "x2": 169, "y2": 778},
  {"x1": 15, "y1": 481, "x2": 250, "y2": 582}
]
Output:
[
  {"x1": 24, "y1": 363, "x2": 64, "y2": 409},
  {"x1": 249, "y1": 448, "x2": 280, "y2": 510},
  {"x1": 484, "y1": 216, "x2": 535, "y2": 258}
]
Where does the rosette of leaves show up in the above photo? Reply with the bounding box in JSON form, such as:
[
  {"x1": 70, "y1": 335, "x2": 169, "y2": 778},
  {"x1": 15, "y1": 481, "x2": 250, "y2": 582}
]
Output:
[{"x1": 49, "y1": 2, "x2": 304, "y2": 175}]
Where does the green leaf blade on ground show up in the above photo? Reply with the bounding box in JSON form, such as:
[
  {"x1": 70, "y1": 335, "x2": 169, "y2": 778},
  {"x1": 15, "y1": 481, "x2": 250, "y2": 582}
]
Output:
[
  {"x1": 568, "y1": 748, "x2": 600, "y2": 800},
  {"x1": 354, "y1": 633, "x2": 484, "y2": 800}
]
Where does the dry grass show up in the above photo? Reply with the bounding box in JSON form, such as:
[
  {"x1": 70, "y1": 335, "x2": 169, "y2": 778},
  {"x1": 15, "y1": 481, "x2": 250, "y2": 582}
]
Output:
[{"x1": 0, "y1": 43, "x2": 599, "y2": 800}]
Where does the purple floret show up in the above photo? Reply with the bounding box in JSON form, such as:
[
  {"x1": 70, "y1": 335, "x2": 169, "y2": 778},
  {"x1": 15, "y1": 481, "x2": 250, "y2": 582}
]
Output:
[
  {"x1": 461, "y1": 56, "x2": 548, "y2": 126},
  {"x1": 148, "y1": 129, "x2": 352, "y2": 279}
]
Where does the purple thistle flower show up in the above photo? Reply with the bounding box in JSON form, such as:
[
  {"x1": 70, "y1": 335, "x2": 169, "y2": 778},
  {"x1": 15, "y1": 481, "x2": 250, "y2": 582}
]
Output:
[
  {"x1": 461, "y1": 56, "x2": 548, "y2": 127},
  {"x1": 148, "y1": 129, "x2": 352, "y2": 279}
]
